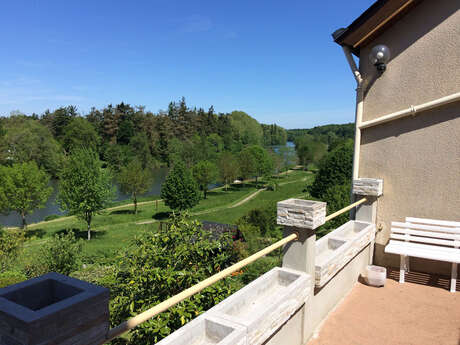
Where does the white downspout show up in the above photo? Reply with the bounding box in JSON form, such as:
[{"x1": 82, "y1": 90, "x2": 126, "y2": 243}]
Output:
[{"x1": 342, "y1": 46, "x2": 363, "y2": 180}]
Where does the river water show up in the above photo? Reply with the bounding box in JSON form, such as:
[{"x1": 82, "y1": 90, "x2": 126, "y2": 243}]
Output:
[
  {"x1": 0, "y1": 142, "x2": 296, "y2": 227},
  {"x1": 0, "y1": 167, "x2": 169, "y2": 227}
]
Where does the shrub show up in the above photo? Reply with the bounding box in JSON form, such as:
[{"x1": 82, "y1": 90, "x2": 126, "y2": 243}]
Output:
[
  {"x1": 25, "y1": 231, "x2": 83, "y2": 277},
  {"x1": 238, "y1": 203, "x2": 280, "y2": 237},
  {"x1": 44, "y1": 214, "x2": 61, "y2": 221},
  {"x1": 0, "y1": 271, "x2": 27, "y2": 288},
  {"x1": 0, "y1": 229, "x2": 25, "y2": 272},
  {"x1": 109, "y1": 213, "x2": 240, "y2": 344}
]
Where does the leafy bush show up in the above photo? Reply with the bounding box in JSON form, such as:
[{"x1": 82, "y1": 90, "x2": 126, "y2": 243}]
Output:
[
  {"x1": 109, "y1": 213, "x2": 240, "y2": 344},
  {"x1": 316, "y1": 182, "x2": 352, "y2": 237},
  {"x1": 70, "y1": 264, "x2": 117, "y2": 290},
  {"x1": 0, "y1": 229, "x2": 25, "y2": 272},
  {"x1": 0, "y1": 271, "x2": 27, "y2": 288},
  {"x1": 44, "y1": 214, "x2": 61, "y2": 221},
  {"x1": 238, "y1": 203, "x2": 280, "y2": 237},
  {"x1": 25, "y1": 231, "x2": 83, "y2": 277}
]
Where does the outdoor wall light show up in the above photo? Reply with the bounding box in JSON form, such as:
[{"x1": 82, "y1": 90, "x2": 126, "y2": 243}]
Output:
[{"x1": 369, "y1": 44, "x2": 391, "y2": 72}]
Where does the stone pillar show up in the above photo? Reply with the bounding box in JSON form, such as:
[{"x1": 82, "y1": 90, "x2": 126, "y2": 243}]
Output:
[
  {"x1": 0, "y1": 272, "x2": 109, "y2": 345},
  {"x1": 352, "y1": 178, "x2": 384, "y2": 264},
  {"x1": 277, "y1": 198, "x2": 326, "y2": 344}
]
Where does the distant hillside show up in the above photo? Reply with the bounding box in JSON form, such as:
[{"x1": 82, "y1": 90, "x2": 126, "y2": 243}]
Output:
[{"x1": 287, "y1": 123, "x2": 354, "y2": 143}]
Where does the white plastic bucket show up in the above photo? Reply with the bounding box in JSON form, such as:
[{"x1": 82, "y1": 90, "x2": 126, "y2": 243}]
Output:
[{"x1": 366, "y1": 265, "x2": 386, "y2": 287}]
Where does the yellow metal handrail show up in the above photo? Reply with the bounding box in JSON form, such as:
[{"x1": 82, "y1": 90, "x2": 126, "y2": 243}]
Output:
[
  {"x1": 105, "y1": 197, "x2": 368, "y2": 342},
  {"x1": 324, "y1": 198, "x2": 367, "y2": 222}
]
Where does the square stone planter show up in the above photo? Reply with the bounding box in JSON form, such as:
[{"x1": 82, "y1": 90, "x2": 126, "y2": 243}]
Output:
[
  {"x1": 208, "y1": 267, "x2": 311, "y2": 345},
  {"x1": 315, "y1": 221, "x2": 375, "y2": 287},
  {"x1": 277, "y1": 198, "x2": 326, "y2": 229},
  {"x1": 0, "y1": 272, "x2": 109, "y2": 345},
  {"x1": 155, "y1": 315, "x2": 246, "y2": 345},
  {"x1": 352, "y1": 178, "x2": 383, "y2": 196}
]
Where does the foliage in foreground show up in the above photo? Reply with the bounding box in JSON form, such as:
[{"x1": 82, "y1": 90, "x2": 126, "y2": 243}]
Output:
[
  {"x1": 309, "y1": 139, "x2": 354, "y2": 234},
  {"x1": 109, "y1": 214, "x2": 241, "y2": 344}
]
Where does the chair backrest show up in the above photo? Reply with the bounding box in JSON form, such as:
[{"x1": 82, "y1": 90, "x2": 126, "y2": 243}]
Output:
[{"x1": 391, "y1": 217, "x2": 460, "y2": 249}]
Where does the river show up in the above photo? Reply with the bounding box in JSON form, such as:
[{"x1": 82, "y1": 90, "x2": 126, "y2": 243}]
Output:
[
  {"x1": 0, "y1": 142, "x2": 296, "y2": 227},
  {"x1": 0, "y1": 167, "x2": 169, "y2": 227}
]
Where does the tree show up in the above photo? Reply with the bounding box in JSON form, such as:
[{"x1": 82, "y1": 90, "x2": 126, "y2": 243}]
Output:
[
  {"x1": 218, "y1": 152, "x2": 239, "y2": 191},
  {"x1": 61, "y1": 117, "x2": 100, "y2": 153},
  {"x1": 308, "y1": 139, "x2": 353, "y2": 199},
  {"x1": 295, "y1": 135, "x2": 327, "y2": 169},
  {"x1": 161, "y1": 161, "x2": 200, "y2": 211},
  {"x1": 238, "y1": 148, "x2": 256, "y2": 184},
  {"x1": 0, "y1": 117, "x2": 64, "y2": 177},
  {"x1": 58, "y1": 149, "x2": 115, "y2": 240},
  {"x1": 117, "y1": 161, "x2": 152, "y2": 214},
  {"x1": 0, "y1": 162, "x2": 52, "y2": 229},
  {"x1": 192, "y1": 160, "x2": 218, "y2": 199},
  {"x1": 129, "y1": 133, "x2": 152, "y2": 169},
  {"x1": 244, "y1": 145, "x2": 273, "y2": 186}
]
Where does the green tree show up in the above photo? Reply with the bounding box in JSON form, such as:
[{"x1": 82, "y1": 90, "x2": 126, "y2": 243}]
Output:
[
  {"x1": 117, "y1": 161, "x2": 153, "y2": 214},
  {"x1": 0, "y1": 162, "x2": 52, "y2": 229},
  {"x1": 161, "y1": 161, "x2": 200, "y2": 211},
  {"x1": 309, "y1": 139, "x2": 353, "y2": 198},
  {"x1": 61, "y1": 117, "x2": 100, "y2": 153},
  {"x1": 129, "y1": 133, "x2": 152, "y2": 169},
  {"x1": 295, "y1": 135, "x2": 327, "y2": 169},
  {"x1": 0, "y1": 117, "x2": 64, "y2": 177},
  {"x1": 110, "y1": 214, "x2": 240, "y2": 344},
  {"x1": 58, "y1": 149, "x2": 115, "y2": 240},
  {"x1": 230, "y1": 111, "x2": 263, "y2": 145},
  {"x1": 192, "y1": 160, "x2": 218, "y2": 199},
  {"x1": 238, "y1": 147, "x2": 256, "y2": 184},
  {"x1": 218, "y1": 152, "x2": 239, "y2": 190},
  {"x1": 243, "y1": 145, "x2": 273, "y2": 186}
]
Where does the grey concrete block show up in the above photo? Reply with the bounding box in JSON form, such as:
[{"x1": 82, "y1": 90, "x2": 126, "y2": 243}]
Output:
[
  {"x1": 208, "y1": 267, "x2": 312, "y2": 345},
  {"x1": 277, "y1": 199, "x2": 326, "y2": 230},
  {"x1": 315, "y1": 221, "x2": 375, "y2": 287},
  {"x1": 352, "y1": 178, "x2": 383, "y2": 196},
  {"x1": 155, "y1": 315, "x2": 247, "y2": 345},
  {"x1": 0, "y1": 273, "x2": 109, "y2": 345}
]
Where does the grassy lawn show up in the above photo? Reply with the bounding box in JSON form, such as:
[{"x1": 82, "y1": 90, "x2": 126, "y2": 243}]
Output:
[{"x1": 16, "y1": 170, "x2": 312, "y2": 267}]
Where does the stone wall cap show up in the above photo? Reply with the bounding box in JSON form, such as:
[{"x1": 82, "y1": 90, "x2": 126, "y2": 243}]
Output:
[
  {"x1": 277, "y1": 198, "x2": 326, "y2": 210},
  {"x1": 0, "y1": 272, "x2": 109, "y2": 324}
]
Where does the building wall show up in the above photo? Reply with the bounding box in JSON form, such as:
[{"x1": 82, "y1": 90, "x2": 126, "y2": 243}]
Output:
[{"x1": 357, "y1": 0, "x2": 460, "y2": 273}]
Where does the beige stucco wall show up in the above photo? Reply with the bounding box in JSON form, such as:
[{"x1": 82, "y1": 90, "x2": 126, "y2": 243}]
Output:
[{"x1": 356, "y1": 0, "x2": 460, "y2": 273}]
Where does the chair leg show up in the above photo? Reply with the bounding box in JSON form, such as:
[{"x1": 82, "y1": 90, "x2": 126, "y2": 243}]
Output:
[
  {"x1": 451, "y1": 263, "x2": 457, "y2": 293},
  {"x1": 405, "y1": 255, "x2": 410, "y2": 272},
  {"x1": 399, "y1": 255, "x2": 405, "y2": 284}
]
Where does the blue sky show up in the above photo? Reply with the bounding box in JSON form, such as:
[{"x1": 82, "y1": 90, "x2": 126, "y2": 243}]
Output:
[{"x1": 0, "y1": 0, "x2": 374, "y2": 129}]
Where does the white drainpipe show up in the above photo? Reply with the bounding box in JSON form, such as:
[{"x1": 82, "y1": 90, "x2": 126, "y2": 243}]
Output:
[{"x1": 342, "y1": 46, "x2": 363, "y2": 180}]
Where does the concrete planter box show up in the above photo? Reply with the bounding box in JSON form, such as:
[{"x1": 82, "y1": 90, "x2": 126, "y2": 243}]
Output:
[
  {"x1": 209, "y1": 267, "x2": 311, "y2": 345},
  {"x1": 155, "y1": 315, "x2": 246, "y2": 345},
  {"x1": 0, "y1": 272, "x2": 109, "y2": 345},
  {"x1": 315, "y1": 221, "x2": 375, "y2": 287},
  {"x1": 277, "y1": 199, "x2": 326, "y2": 229},
  {"x1": 352, "y1": 178, "x2": 383, "y2": 196}
]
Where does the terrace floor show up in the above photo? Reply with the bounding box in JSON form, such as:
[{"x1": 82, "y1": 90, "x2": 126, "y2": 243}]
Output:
[{"x1": 308, "y1": 268, "x2": 460, "y2": 345}]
